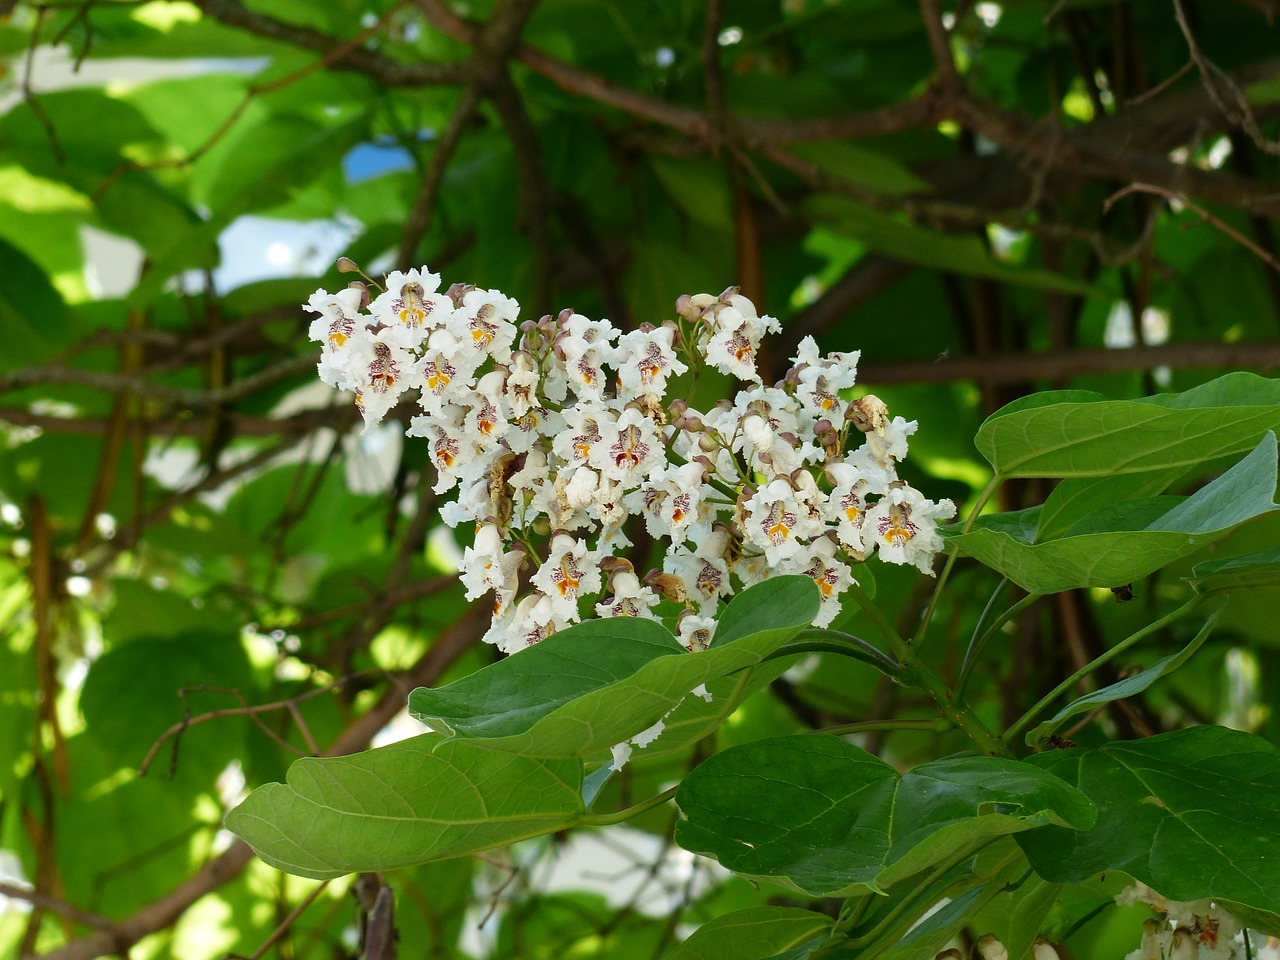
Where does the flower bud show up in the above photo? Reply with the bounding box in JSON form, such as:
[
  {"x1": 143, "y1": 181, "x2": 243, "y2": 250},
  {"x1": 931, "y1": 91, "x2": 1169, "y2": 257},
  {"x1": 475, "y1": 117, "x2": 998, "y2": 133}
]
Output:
[
  {"x1": 643, "y1": 570, "x2": 687, "y2": 603},
  {"x1": 336, "y1": 256, "x2": 361, "y2": 274},
  {"x1": 847, "y1": 394, "x2": 889, "y2": 435},
  {"x1": 975, "y1": 934, "x2": 1008, "y2": 960},
  {"x1": 445, "y1": 282, "x2": 474, "y2": 308}
]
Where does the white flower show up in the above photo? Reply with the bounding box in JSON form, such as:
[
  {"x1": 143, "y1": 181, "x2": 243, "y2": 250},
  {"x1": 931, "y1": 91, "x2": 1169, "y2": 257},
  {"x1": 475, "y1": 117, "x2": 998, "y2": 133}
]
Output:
[
  {"x1": 665, "y1": 545, "x2": 731, "y2": 611},
  {"x1": 459, "y1": 524, "x2": 525, "y2": 618},
  {"x1": 306, "y1": 286, "x2": 365, "y2": 350},
  {"x1": 781, "y1": 537, "x2": 852, "y2": 627},
  {"x1": 597, "y1": 407, "x2": 664, "y2": 483},
  {"x1": 864, "y1": 484, "x2": 955, "y2": 574},
  {"x1": 596, "y1": 570, "x2": 661, "y2": 619},
  {"x1": 742, "y1": 479, "x2": 822, "y2": 565},
  {"x1": 371, "y1": 270, "x2": 451, "y2": 348},
  {"x1": 792, "y1": 335, "x2": 859, "y2": 420},
  {"x1": 531, "y1": 534, "x2": 602, "y2": 621},
  {"x1": 451, "y1": 288, "x2": 519, "y2": 363},
  {"x1": 614, "y1": 325, "x2": 687, "y2": 400},
  {"x1": 678, "y1": 613, "x2": 716, "y2": 651}
]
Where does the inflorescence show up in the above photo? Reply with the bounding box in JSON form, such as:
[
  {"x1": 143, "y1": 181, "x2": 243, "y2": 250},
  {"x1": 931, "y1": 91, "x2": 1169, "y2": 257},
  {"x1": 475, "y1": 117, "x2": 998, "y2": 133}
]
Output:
[{"x1": 307, "y1": 265, "x2": 955, "y2": 653}]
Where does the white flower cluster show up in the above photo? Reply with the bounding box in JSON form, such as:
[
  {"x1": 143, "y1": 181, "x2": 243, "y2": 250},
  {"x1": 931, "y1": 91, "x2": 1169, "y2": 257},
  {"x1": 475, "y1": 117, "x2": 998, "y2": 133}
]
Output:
[
  {"x1": 1118, "y1": 882, "x2": 1280, "y2": 960},
  {"x1": 306, "y1": 266, "x2": 955, "y2": 653}
]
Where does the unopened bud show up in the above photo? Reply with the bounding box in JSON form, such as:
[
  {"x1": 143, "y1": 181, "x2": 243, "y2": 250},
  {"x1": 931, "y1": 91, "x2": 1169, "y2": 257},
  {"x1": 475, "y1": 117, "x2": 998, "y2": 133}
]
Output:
[
  {"x1": 643, "y1": 570, "x2": 687, "y2": 603},
  {"x1": 975, "y1": 934, "x2": 1008, "y2": 960},
  {"x1": 557, "y1": 307, "x2": 575, "y2": 325},
  {"x1": 335, "y1": 256, "x2": 361, "y2": 274},
  {"x1": 1031, "y1": 938, "x2": 1060, "y2": 960},
  {"x1": 600, "y1": 556, "x2": 634, "y2": 575},
  {"x1": 933, "y1": 951, "x2": 963, "y2": 960},
  {"x1": 445, "y1": 282, "x2": 474, "y2": 308},
  {"x1": 346, "y1": 280, "x2": 370, "y2": 311},
  {"x1": 847, "y1": 394, "x2": 889, "y2": 435},
  {"x1": 675, "y1": 293, "x2": 695, "y2": 320}
]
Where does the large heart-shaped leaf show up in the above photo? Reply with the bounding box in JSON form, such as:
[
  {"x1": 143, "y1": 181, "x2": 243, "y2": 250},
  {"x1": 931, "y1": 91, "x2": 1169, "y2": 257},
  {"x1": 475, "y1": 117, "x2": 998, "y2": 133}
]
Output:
[
  {"x1": 1018, "y1": 726, "x2": 1280, "y2": 934},
  {"x1": 976, "y1": 372, "x2": 1280, "y2": 479},
  {"x1": 409, "y1": 577, "x2": 820, "y2": 758},
  {"x1": 674, "y1": 735, "x2": 1094, "y2": 897},
  {"x1": 946, "y1": 434, "x2": 1279, "y2": 593},
  {"x1": 226, "y1": 733, "x2": 585, "y2": 880}
]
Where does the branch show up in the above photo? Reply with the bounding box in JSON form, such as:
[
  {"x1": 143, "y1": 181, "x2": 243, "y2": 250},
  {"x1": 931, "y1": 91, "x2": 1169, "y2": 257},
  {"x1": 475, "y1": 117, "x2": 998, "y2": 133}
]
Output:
[
  {"x1": 920, "y1": 0, "x2": 961, "y2": 95},
  {"x1": 1172, "y1": 0, "x2": 1280, "y2": 157},
  {"x1": 857, "y1": 341, "x2": 1280, "y2": 385},
  {"x1": 0, "y1": 355, "x2": 315, "y2": 407},
  {"x1": 196, "y1": 0, "x2": 463, "y2": 87}
]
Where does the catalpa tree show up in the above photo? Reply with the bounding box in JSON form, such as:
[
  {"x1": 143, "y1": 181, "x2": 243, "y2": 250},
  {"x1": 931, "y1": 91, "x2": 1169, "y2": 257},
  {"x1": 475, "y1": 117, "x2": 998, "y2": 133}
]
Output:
[{"x1": 2, "y1": 1, "x2": 1280, "y2": 959}]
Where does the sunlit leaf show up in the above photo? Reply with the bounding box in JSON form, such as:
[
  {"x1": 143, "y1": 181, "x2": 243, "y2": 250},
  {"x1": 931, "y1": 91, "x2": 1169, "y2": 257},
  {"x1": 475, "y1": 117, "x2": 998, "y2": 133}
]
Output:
[{"x1": 226, "y1": 733, "x2": 585, "y2": 880}]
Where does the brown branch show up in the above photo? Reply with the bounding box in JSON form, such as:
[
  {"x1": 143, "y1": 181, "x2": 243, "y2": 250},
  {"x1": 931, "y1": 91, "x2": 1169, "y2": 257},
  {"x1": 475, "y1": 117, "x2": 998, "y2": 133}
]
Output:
[
  {"x1": 0, "y1": 355, "x2": 315, "y2": 407},
  {"x1": 920, "y1": 0, "x2": 961, "y2": 95},
  {"x1": 1104, "y1": 181, "x2": 1280, "y2": 275},
  {"x1": 0, "y1": 884, "x2": 108, "y2": 931},
  {"x1": 0, "y1": 404, "x2": 356, "y2": 438},
  {"x1": 196, "y1": 0, "x2": 462, "y2": 87},
  {"x1": 1172, "y1": 0, "x2": 1280, "y2": 157},
  {"x1": 857, "y1": 340, "x2": 1280, "y2": 386},
  {"x1": 396, "y1": 86, "x2": 481, "y2": 270}
]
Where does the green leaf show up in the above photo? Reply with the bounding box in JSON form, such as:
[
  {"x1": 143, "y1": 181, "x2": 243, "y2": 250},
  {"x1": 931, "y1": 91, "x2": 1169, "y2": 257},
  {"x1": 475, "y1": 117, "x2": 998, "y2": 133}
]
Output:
[
  {"x1": 1019, "y1": 726, "x2": 1280, "y2": 932},
  {"x1": 409, "y1": 579, "x2": 820, "y2": 758},
  {"x1": 225, "y1": 733, "x2": 585, "y2": 880},
  {"x1": 806, "y1": 196, "x2": 1096, "y2": 294},
  {"x1": 1187, "y1": 547, "x2": 1280, "y2": 594},
  {"x1": 661, "y1": 907, "x2": 833, "y2": 960},
  {"x1": 788, "y1": 142, "x2": 930, "y2": 197},
  {"x1": 976, "y1": 372, "x2": 1280, "y2": 479},
  {"x1": 970, "y1": 872, "x2": 1064, "y2": 960},
  {"x1": 410, "y1": 616, "x2": 686, "y2": 740},
  {"x1": 649, "y1": 156, "x2": 732, "y2": 230},
  {"x1": 946, "y1": 434, "x2": 1280, "y2": 592},
  {"x1": 674, "y1": 735, "x2": 1095, "y2": 897},
  {"x1": 711, "y1": 576, "x2": 821, "y2": 647},
  {"x1": 0, "y1": 236, "x2": 74, "y2": 371},
  {"x1": 1035, "y1": 469, "x2": 1186, "y2": 541},
  {"x1": 1023, "y1": 603, "x2": 1224, "y2": 746}
]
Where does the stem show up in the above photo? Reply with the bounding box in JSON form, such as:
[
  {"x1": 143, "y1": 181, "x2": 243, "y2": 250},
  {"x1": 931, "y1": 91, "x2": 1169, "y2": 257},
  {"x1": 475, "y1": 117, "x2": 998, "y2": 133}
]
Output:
[
  {"x1": 845, "y1": 579, "x2": 1006, "y2": 756},
  {"x1": 793, "y1": 628, "x2": 905, "y2": 675},
  {"x1": 954, "y1": 586, "x2": 1041, "y2": 701},
  {"x1": 845, "y1": 838, "x2": 1014, "y2": 948},
  {"x1": 1003, "y1": 594, "x2": 1209, "y2": 743},
  {"x1": 579, "y1": 784, "x2": 679, "y2": 826},
  {"x1": 818, "y1": 718, "x2": 953, "y2": 738},
  {"x1": 843, "y1": 579, "x2": 909, "y2": 660},
  {"x1": 912, "y1": 474, "x2": 1001, "y2": 649}
]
